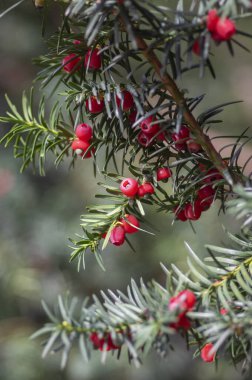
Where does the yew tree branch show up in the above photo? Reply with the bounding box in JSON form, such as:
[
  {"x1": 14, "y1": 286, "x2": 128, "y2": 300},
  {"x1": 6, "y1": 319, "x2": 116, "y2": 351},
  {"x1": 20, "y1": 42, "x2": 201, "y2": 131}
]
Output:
[{"x1": 135, "y1": 35, "x2": 234, "y2": 186}]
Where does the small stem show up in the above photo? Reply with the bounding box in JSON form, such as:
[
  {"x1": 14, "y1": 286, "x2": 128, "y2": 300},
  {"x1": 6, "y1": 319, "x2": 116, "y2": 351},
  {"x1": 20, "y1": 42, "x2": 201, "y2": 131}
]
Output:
[{"x1": 135, "y1": 35, "x2": 234, "y2": 186}]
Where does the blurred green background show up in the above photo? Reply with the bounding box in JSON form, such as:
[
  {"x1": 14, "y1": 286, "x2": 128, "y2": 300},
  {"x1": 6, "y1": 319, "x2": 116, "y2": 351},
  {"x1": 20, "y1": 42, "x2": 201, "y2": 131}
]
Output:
[{"x1": 0, "y1": 1, "x2": 251, "y2": 379}]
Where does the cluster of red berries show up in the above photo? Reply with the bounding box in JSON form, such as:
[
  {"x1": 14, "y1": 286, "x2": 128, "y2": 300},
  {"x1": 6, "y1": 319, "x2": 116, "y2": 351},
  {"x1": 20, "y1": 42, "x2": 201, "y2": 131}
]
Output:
[
  {"x1": 168, "y1": 289, "x2": 196, "y2": 331},
  {"x1": 71, "y1": 123, "x2": 94, "y2": 158},
  {"x1": 174, "y1": 184, "x2": 216, "y2": 222},
  {"x1": 137, "y1": 115, "x2": 166, "y2": 147},
  {"x1": 120, "y1": 177, "x2": 155, "y2": 198},
  {"x1": 102, "y1": 214, "x2": 140, "y2": 247},
  {"x1": 90, "y1": 332, "x2": 120, "y2": 351},
  {"x1": 171, "y1": 125, "x2": 202, "y2": 153},
  {"x1": 85, "y1": 89, "x2": 135, "y2": 115},
  {"x1": 62, "y1": 43, "x2": 102, "y2": 74},
  {"x1": 174, "y1": 165, "x2": 222, "y2": 221},
  {"x1": 206, "y1": 10, "x2": 236, "y2": 41}
]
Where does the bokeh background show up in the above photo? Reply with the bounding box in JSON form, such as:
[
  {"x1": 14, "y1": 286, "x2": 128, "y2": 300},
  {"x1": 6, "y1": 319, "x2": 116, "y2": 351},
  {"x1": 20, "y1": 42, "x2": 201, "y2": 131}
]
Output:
[{"x1": 0, "y1": 1, "x2": 252, "y2": 379}]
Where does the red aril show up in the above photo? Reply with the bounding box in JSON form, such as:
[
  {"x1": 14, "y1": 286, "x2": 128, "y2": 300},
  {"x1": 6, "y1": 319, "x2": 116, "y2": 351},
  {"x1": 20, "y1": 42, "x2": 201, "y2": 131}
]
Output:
[
  {"x1": 109, "y1": 226, "x2": 125, "y2": 246},
  {"x1": 84, "y1": 48, "x2": 102, "y2": 70},
  {"x1": 85, "y1": 97, "x2": 105, "y2": 114},
  {"x1": 62, "y1": 54, "x2": 81, "y2": 73},
  {"x1": 121, "y1": 214, "x2": 139, "y2": 234},
  {"x1": 120, "y1": 178, "x2": 139, "y2": 197},
  {"x1": 75, "y1": 123, "x2": 93, "y2": 142}
]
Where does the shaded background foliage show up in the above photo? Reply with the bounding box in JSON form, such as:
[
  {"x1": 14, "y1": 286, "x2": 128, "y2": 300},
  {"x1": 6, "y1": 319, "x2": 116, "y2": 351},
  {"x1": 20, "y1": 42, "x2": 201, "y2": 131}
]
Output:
[{"x1": 0, "y1": 1, "x2": 251, "y2": 379}]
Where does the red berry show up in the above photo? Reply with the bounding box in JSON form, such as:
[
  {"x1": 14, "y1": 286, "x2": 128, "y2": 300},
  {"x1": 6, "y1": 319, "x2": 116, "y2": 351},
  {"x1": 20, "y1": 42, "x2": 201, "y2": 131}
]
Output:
[
  {"x1": 84, "y1": 48, "x2": 102, "y2": 70},
  {"x1": 171, "y1": 126, "x2": 190, "y2": 151},
  {"x1": 215, "y1": 18, "x2": 236, "y2": 41},
  {"x1": 170, "y1": 314, "x2": 191, "y2": 331},
  {"x1": 85, "y1": 97, "x2": 105, "y2": 114},
  {"x1": 203, "y1": 168, "x2": 223, "y2": 183},
  {"x1": 199, "y1": 197, "x2": 214, "y2": 211},
  {"x1": 157, "y1": 167, "x2": 172, "y2": 181},
  {"x1": 140, "y1": 115, "x2": 159, "y2": 135},
  {"x1": 73, "y1": 39, "x2": 81, "y2": 45},
  {"x1": 137, "y1": 185, "x2": 146, "y2": 198},
  {"x1": 75, "y1": 123, "x2": 93, "y2": 142},
  {"x1": 62, "y1": 53, "x2": 81, "y2": 73},
  {"x1": 128, "y1": 109, "x2": 137, "y2": 124},
  {"x1": 184, "y1": 201, "x2": 202, "y2": 220},
  {"x1": 197, "y1": 185, "x2": 215, "y2": 200},
  {"x1": 101, "y1": 232, "x2": 107, "y2": 239},
  {"x1": 206, "y1": 9, "x2": 219, "y2": 33},
  {"x1": 201, "y1": 343, "x2": 216, "y2": 363},
  {"x1": 121, "y1": 214, "x2": 139, "y2": 234},
  {"x1": 220, "y1": 308, "x2": 228, "y2": 315},
  {"x1": 120, "y1": 178, "x2": 139, "y2": 197},
  {"x1": 186, "y1": 139, "x2": 202, "y2": 153},
  {"x1": 156, "y1": 130, "x2": 166, "y2": 142},
  {"x1": 169, "y1": 290, "x2": 196, "y2": 312},
  {"x1": 71, "y1": 139, "x2": 92, "y2": 158},
  {"x1": 109, "y1": 226, "x2": 125, "y2": 246},
  {"x1": 178, "y1": 290, "x2": 196, "y2": 311},
  {"x1": 116, "y1": 90, "x2": 134, "y2": 111},
  {"x1": 192, "y1": 40, "x2": 200, "y2": 56},
  {"x1": 90, "y1": 332, "x2": 119, "y2": 351},
  {"x1": 137, "y1": 131, "x2": 153, "y2": 147},
  {"x1": 174, "y1": 206, "x2": 187, "y2": 222},
  {"x1": 141, "y1": 182, "x2": 155, "y2": 195}
]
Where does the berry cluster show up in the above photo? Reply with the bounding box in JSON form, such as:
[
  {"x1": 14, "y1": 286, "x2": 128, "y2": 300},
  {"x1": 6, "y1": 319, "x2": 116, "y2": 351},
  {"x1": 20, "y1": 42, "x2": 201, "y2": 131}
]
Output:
[
  {"x1": 168, "y1": 290, "x2": 196, "y2": 331},
  {"x1": 206, "y1": 10, "x2": 236, "y2": 41},
  {"x1": 174, "y1": 166, "x2": 222, "y2": 222},
  {"x1": 137, "y1": 115, "x2": 166, "y2": 147},
  {"x1": 174, "y1": 185, "x2": 215, "y2": 221},
  {"x1": 171, "y1": 125, "x2": 202, "y2": 153},
  {"x1": 90, "y1": 332, "x2": 120, "y2": 351},
  {"x1": 120, "y1": 177, "x2": 155, "y2": 198},
  {"x1": 62, "y1": 45, "x2": 102, "y2": 74},
  {"x1": 103, "y1": 214, "x2": 140, "y2": 247},
  {"x1": 71, "y1": 123, "x2": 94, "y2": 158}
]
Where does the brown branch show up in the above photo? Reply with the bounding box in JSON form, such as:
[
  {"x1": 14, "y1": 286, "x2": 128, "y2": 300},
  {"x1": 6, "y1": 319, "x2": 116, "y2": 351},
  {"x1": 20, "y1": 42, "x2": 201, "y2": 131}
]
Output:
[{"x1": 135, "y1": 35, "x2": 235, "y2": 186}]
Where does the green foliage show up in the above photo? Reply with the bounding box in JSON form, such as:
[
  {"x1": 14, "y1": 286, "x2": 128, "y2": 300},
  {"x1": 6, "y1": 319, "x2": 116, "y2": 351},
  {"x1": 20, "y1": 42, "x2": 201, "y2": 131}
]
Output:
[{"x1": 0, "y1": 91, "x2": 73, "y2": 175}]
